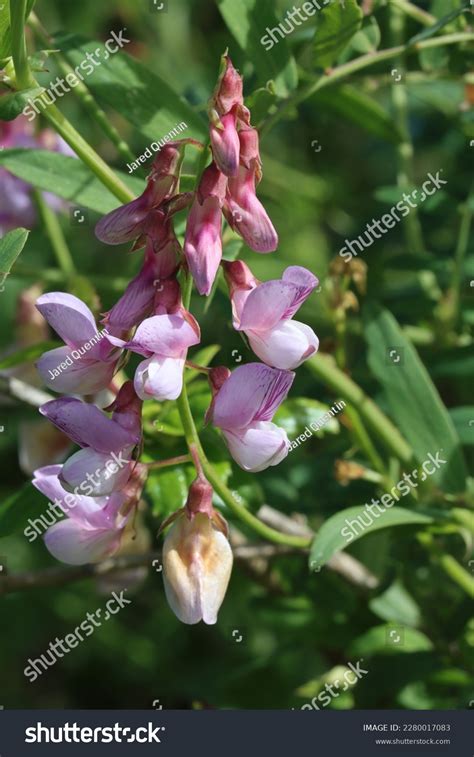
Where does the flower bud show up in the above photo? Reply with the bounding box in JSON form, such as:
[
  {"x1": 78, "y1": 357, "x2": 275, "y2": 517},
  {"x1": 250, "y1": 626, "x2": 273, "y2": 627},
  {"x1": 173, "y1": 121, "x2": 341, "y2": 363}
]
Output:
[{"x1": 162, "y1": 510, "x2": 233, "y2": 625}]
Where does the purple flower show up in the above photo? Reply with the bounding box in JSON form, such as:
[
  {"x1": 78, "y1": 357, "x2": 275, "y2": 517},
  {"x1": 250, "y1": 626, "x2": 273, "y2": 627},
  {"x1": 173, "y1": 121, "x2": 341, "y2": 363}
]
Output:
[
  {"x1": 207, "y1": 363, "x2": 294, "y2": 472},
  {"x1": 183, "y1": 163, "x2": 227, "y2": 296},
  {"x1": 35, "y1": 292, "x2": 120, "y2": 394},
  {"x1": 210, "y1": 107, "x2": 240, "y2": 178},
  {"x1": 224, "y1": 261, "x2": 319, "y2": 369},
  {"x1": 32, "y1": 462, "x2": 147, "y2": 565},
  {"x1": 95, "y1": 143, "x2": 184, "y2": 246},
  {"x1": 109, "y1": 281, "x2": 201, "y2": 401},
  {"x1": 39, "y1": 382, "x2": 142, "y2": 496},
  {"x1": 223, "y1": 127, "x2": 278, "y2": 253}
]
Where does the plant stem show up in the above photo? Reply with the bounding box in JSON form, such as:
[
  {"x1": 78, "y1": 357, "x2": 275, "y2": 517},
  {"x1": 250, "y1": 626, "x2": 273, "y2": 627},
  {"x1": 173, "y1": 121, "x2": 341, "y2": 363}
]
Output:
[
  {"x1": 10, "y1": 0, "x2": 35, "y2": 89},
  {"x1": 439, "y1": 554, "x2": 474, "y2": 597},
  {"x1": 306, "y1": 353, "x2": 413, "y2": 464},
  {"x1": 33, "y1": 190, "x2": 76, "y2": 277},
  {"x1": 389, "y1": 0, "x2": 436, "y2": 27},
  {"x1": 344, "y1": 405, "x2": 387, "y2": 478},
  {"x1": 390, "y1": 4, "x2": 426, "y2": 255},
  {"x1": 262, "y1": 33, "x2": 474, "y2": 136},
  {"x1": 175, "y1": 382, "x2": 310, "y2": 547},
  {"x1": 146, "y1": 454, "x2": 192, "y2": 470},
  {"x1": 28, "y1": 13, "x2": 136, "y2": 166},
  {"x1": 449, "y1": 189, "x2": 474, "y2": 328}
]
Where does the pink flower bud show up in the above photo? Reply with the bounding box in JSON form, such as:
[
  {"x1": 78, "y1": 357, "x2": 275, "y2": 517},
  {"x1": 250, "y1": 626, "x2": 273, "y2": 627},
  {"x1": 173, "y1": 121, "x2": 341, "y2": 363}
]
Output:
[
  {"x1": 210, "y1": 108, "x2": 240, "y2": 177},
  {"x1": 183, "y1": 163, "x2": 227, "y2": 296}
]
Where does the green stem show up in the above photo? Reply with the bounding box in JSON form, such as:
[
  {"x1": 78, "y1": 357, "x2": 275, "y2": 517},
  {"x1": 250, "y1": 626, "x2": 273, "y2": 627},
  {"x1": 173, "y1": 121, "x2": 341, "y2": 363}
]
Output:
[
  {"x1": 146, "y1": 454, "x2": 192, "y2": 470},
  {"x1": 33, "y1": 190, "x2": 76, "y2": 277},
  {"x1": 389, "y1": 0, "x2": 436, "y2": 26},
  {"x1": 9, "y1": 9, "x2": 134, "y2": 204},
  {"x1": 306, "y1": 353, "x2": 413, "y2": 464},
  {"x1": 10, "y1": 0, "x2": 35, "y2": 89},
  {"x1": 41, "y1": 103, "x2": 134, "y2": 203},
  {"x1": 175, "y1": 384, "x2": 310, "y2": 547},
  {"x1": 28, "y1": 13, "x2": 136, "y2": 167},
  {"x1": 439, "y1": 554, "x2": 474, "y2": 597},
  {"x1": 262, "y1": 33, "x2": 474, "y2": 136},
  {"x1": 449, "y1": 189, "x2": 474, "y2": 327},
  {"x1": 390, "y1": 4, "x2": 426, "y2": 255},
  {"x1": 344, "y1": 405, "x2": 387, "y2": 478}
]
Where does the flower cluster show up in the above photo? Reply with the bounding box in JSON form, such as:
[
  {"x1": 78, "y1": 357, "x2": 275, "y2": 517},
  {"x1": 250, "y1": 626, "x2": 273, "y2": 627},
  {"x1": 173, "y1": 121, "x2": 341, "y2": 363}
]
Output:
[{"x1": 32, "y1": 55, "x2": 319, "y2": 624}]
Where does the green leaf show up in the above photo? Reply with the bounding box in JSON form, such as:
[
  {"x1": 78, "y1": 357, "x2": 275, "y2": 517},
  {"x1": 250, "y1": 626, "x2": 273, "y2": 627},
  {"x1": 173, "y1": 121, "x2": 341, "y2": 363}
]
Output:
[
  {"x1": 0, "y1": 482, "x2": 45, "y2": 537},
  {"x1": 55, "y1": 32, "x2": 207, "y2": 142},
  {"x1": 216, "y1": 0, "x2": 298, "y2": 96},
  {"x1": 185, "y1": 344, "x2": 221, "y2": 384},
  {"x1": 315, "y1": 85, "x2": 402, "y2": 144},
  {"x1": 0, "y1": 227, "x2": 29, "y2": 288},
  {"x1": 0, "y1": 149, "x2": 144, "y2": 213},
  {"x1": 0, "y1": 340, "x2": 59, "y2": 370},
  {"x1": 349, "y1": 624, "x2": 433, "y2": 657},
  {"x1": 309, "y1": 506, "x2": 433, "y2": 569},
  {"x1": 313, "y1": 0, "x2": 363, "y2": 69},
  {"x1": 275, "y1": 397, "x2": 341, "y2": 438},
  {"x1": 350, "y1": 16, "x2": 381, "y2": 54},
  {"x1": 448, "y1": 408, "x2": 474, "y2": 446},
  {"x1": 364, "y1": 305, "x2": 468, "y2": 492},
  {"x1": 369, "y1": 581, "x2": 421, "y2": 627},
  {"x1": 0, "y1": 87, "x2": 44, "y2": 120},
  {"x1": 145, "y1": 466, "x2": 192, "y2": 518},
  {"x1": 0, "y1": 1, "x2": 11, "y2": 60}
]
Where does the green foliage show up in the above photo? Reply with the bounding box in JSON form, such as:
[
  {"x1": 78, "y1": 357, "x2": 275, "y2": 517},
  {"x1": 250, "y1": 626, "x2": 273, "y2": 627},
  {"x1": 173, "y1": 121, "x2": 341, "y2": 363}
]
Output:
[
  {"x1": 313, "y1": 0, "x2": 363, "y2": 68},
  {"x1": 0, "y1": 227, "x2": 29, "y2": 287}
]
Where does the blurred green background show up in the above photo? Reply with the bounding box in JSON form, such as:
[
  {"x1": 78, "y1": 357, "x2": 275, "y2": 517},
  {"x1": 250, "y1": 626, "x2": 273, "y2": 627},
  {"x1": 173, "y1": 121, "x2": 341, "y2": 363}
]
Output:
[{"x1": 0, "y1": 0, "x2": 473, "y2": 710}]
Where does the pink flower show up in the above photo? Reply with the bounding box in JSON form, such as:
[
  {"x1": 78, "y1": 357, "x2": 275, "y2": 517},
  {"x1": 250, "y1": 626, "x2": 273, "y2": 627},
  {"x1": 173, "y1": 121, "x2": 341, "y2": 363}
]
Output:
[
  {"x1": 95, "y1": 143, "x2": 184, "y2": 245},
  {"x1": 32, "y1": 462, "x2": 147, "y2": 565},
  {"x1": 210, "y1": 107, "x2": 240, "y2": 177},
  {"x1": 39, "y1": 382, "x2": 142, "y2": 497},
  {"x1": 207, "y1": 363, "x2": 294, "y2": 472},
  {"x1": 224, "y1": 261, "x2": 319, "y2": 369},
  {"x1": 35, "y1": 292, "x2": 120, "y2": 394},
  {"x1": 103, "y1": 233, "x2": 179, "y2": 334},
  {"x1": 183, "y1": 163, "x2": 227, "y2": 296},
  {"x1": 223, "y1": 127, "x2": 278, "y2": 252},
  {"x1": 109, "y1": 281, "x2": 201, "y2": 400}
]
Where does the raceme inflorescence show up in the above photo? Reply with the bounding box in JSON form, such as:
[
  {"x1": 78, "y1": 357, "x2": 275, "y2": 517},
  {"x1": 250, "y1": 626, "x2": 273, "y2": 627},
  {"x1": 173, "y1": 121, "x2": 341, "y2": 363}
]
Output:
[{"x1": 32, "y1": 55, "x2": 320, "y2": 625}]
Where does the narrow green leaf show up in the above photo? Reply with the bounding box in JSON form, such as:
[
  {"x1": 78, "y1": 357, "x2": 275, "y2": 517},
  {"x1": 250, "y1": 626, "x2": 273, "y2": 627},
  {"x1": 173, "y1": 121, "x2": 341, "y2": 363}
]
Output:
[
  {"x1": 448, "y1": 407, "x2": 474, "y2": 446},
  {"x1": 310, "y1": 506, "x2": 433, "y2": 569},
  {"x1": 55, "y1": 32, "x2": 207, "y2": 142},
  {"x1": 313, "y1": 0, "x2": 363, "y2": 69},
  {"x1": 0, "y1": 340, "x2": 59, "y2": 370},
  {"x1": 217, "y1": 0, "x2": 298, "y2": 96},
  {"x1": 185, "y1": 344, "x2": 221, "y2": 384},
  {"x1": 0, "y1": 482, "x2": 45, "y2": 537},
  {"x1": 315, "y1": 85, "x2": 402, "y2": 144},
  {"x1": 349, "y1": 624, "x2": 433, "y2": 657},
  {"x1": 364, "y1": 305, "x2": 468, "y2": 492},
  {"x1": 0, "y1": 227, "x2": 29, "y2": 288},
  {"x1": 0, "y1": 149, "x2": 144, "y2": 213}
]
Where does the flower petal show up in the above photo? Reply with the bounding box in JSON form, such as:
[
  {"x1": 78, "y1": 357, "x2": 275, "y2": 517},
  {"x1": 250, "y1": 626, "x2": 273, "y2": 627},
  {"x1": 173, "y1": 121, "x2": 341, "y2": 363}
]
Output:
[
  {"x1": 211, "y1": 363, "x2": 294, "y2": 429},
  {"x1": 36, "y1": 292, "x2": 98, "y2": 348},
  {"x1": 40, "y1": 397, "x2": 139, "y2": 452},
  {"x1": 134, "y1": 355, "x2": 185, "y2": 401},
  {"x1": 222, "y1": 421, "x2": 289, "y2": 472},
  {"x1": 36, "y1": 346, "x2": 116, "y2": 394},
  {"x1": 133, "y1": 313, "x2": 200, "y2": 356},
  {"x1": 60, "y1": 448, "x2": 132, "y2": 497},
  {"x1": 44, "y1": 519, "x2": 122, "y2": 565},
  {"x1": 247, "y1": 320, "x2": 319, "y2": 370}
]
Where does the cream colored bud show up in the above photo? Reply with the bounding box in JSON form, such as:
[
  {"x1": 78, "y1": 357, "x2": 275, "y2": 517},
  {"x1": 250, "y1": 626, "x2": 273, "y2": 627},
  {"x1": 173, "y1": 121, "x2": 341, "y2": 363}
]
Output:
[{"x1": 162, "y1": 512, "x2": 233, "y2": 625}]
